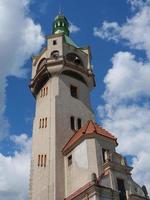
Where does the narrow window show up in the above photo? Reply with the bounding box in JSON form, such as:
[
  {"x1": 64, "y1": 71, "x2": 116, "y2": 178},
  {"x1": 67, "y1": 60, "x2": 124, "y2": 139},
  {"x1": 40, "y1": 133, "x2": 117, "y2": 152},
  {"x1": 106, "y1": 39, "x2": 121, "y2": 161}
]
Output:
[
  {"x1": 44, "y1": 155, "x2": 47, "y2": 167},
  {"x1": 70, "y1": 85, "x2": 78, "y2": 98},
  {"x1": 42, "y1": 118, "x2": 44, "y2": 128},
  {"x1": 70, "y1": 116, "x2": 75, "y2": 130},
  {"x1": 117, "y1": 179, "x2": 127, "y2": 200},
  {"x1": 43, "y1": 88, "x2": 45, "y2": 96},
  {"x1": 68, "y1": 155, "x2": 72, "y2": 166},
  {"x1": 77, "y1": 118, "x2": 82, "y2": 129},
  {"x1": 40, "y1": 89, "x2": 43, "y2": 97},
  {"x1": 53, "y1": 40, "x2": 57, "y2": 45},
  {"x1": 41, "y1": 155, "x2": 43, "y2": 167},
  {"x1": 39, "y1": 119, "x2": 41, "y2": 128},
  {"x1": 102, "y1": 148, "x2": 109, "y2": 163},
  {"x1": 38, "y1": 155, "x2": 40, "y2": 167},
  {"x1": 45, "y1": 118, "x2": 47, "y2": 128},
  {"x1": 46, "y1": 87, "x2": 48, "y2": 95}
]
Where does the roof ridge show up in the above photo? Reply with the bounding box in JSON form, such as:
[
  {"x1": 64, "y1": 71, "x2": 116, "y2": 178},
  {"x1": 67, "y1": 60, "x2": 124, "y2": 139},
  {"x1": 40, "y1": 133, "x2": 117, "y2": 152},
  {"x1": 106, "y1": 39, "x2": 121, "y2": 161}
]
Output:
[
  {"x1": 83, "y1": 120, "x2": 91, "y2": 134},
  {"x1": 91, "y1": 120, "x2": 97, "y2": 133}
]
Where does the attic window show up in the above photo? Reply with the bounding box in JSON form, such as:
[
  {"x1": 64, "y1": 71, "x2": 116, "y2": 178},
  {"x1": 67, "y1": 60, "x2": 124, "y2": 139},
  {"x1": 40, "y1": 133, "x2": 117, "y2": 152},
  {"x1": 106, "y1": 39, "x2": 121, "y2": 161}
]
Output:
[
  {"x1": 53, "y1": 40, "x2": 57, "y2": 45},
  {"x1": 68, "y1": 155, "x2": 72, "y2": 166}
]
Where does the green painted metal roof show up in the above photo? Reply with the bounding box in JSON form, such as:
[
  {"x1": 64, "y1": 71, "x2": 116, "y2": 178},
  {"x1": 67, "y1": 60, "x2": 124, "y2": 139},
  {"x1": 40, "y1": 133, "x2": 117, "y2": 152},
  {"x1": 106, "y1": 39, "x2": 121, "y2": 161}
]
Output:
[
  {"x1": 52, "y1": 14, "x2": 70, "y2": 36},
  {"x1": 64, "y1": 35, "x2": 79, "y2": 48}
]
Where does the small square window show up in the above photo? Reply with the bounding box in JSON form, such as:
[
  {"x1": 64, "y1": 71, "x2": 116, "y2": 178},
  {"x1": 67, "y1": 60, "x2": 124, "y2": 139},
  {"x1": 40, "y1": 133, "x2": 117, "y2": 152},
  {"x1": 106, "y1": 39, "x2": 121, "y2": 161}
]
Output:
[
  {"x1": 70, "y1": 85, "x2": 78, "y2": 98},
  {"x1": 53, "y1": 40, "x2": 57, "y2": 45},
  {"x1": 68, "y1": 155, "x2": 72, "y2": 166}
]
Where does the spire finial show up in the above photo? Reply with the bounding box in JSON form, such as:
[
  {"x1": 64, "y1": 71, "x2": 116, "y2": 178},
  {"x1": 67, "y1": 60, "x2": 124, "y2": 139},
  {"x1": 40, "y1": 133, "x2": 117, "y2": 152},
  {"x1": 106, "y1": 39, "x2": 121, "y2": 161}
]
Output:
[{"x1": 59, "y1": 4, "x2": 62, "y2": 15}]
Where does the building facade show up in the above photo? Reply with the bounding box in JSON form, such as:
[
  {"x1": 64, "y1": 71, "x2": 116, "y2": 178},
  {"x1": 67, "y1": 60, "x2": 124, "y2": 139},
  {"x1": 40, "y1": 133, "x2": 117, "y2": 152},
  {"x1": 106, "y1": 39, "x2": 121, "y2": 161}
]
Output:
[{"x1": 29, "y1": 14, "x2": 149, "y2": 200}]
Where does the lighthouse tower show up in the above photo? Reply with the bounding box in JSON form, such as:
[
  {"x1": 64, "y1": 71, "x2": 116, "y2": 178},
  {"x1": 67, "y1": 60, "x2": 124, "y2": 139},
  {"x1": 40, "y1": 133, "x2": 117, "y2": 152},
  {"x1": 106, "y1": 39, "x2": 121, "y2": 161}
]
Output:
[
  {"x1": 29, "y1": 14, "x2": 95, "y2": 200},
  {"x1": 29, "y1": 14, "x2": 148, "y2": 200}
]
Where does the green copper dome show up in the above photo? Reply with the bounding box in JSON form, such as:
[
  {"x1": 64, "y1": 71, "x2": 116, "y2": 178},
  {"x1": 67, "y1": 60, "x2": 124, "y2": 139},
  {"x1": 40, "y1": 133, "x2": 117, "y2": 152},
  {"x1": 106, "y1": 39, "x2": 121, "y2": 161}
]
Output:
[{"x1": 52, "y1": 14, "x2": 70, "y2": 36}]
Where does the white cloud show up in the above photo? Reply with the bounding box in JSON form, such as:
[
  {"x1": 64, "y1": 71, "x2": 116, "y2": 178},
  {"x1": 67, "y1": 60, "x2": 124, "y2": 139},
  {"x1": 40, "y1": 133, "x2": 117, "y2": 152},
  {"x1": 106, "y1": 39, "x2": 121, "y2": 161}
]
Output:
[
  {"x1": 0, "y1": 134, "x2": 31, "y2": 200},
  {"x1": 94, "y1": 21, "x2": 121, "y2": 42},
  {"x1": 94, "y1": 5, "x2": 150, "y2": 59},
  {"x1": 95, "y1": 2, "x2": 150, "y2": 194},
  {"x1": 69, "y1": 22, "x2": 80, "y2": 33},
  {"x1": 128, "y1": 0, "x2": 150, "y2": 10},
  {"x1": 98, "y1": 52, "x2": 150, "y2": 193},
  {"x1": 103, "y1": 52, "x2": 150, "y2": 103},
  {"x1": 0, "y1": 0, "x2": 44, "y2": 138}
]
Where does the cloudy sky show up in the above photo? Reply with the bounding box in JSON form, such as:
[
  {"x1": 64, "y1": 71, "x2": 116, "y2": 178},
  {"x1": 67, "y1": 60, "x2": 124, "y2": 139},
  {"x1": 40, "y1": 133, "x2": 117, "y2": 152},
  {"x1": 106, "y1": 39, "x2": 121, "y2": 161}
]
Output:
[{"x1": 0, "y1": 0, "x2": 150, "y2": 199}]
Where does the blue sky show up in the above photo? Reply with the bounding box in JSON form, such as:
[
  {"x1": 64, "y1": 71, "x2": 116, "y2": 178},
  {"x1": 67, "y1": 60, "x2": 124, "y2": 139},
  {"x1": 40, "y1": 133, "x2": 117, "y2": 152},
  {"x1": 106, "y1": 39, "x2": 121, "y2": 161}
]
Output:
[{"x1": 0, "y1": 0, "x2": 150, "y2": 199}]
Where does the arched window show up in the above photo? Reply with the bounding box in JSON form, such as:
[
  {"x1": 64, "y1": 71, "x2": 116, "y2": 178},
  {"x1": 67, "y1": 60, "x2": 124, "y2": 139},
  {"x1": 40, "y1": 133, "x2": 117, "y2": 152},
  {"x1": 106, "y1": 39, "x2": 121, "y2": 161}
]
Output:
[
  {"x1": 41, "y1": 155, "x2": 43, "y2": 167},
  {"x1": 51, "y1": 50, "x2": 59, "y2": 59},
  {"x1": 39, "y1": 119, "x2": 41, "y2": 128},
  {"x1": 45, "y1": 118, "x2": 47, "y2": 128},
  {"x1": 44, "y1": 155, "x2": 47, "y2": 167},
  {"x1": 77, "y1": 118, "x2": 82, "y2": 129},
  {"x1": 68, "y1": 155, "x2": 72, "y2": 166},
  {"x1": 37, "y1": 58, "x2": 46, "y2": 72},
  {"x1": 38, "y1": 155, "x2": 40, "y2": 166},
  {"x1": 102, "y1": 149, "x2": 109, "y2": 163},
  {"x1": 46, "y1": 87, "x2": 48, "y2": 95},
  {"x1": 70, "y1": 116, "x2": 75, "y2": 130},
  {"x1": 66, "y1": 53, "x2": 84, "y2": 67},
  {"x1": 42, "y1": 119, "x2": 44, "y2": 128},
  {"x1": 40, "y1": 89, "x2": 43, "y2": 97}
]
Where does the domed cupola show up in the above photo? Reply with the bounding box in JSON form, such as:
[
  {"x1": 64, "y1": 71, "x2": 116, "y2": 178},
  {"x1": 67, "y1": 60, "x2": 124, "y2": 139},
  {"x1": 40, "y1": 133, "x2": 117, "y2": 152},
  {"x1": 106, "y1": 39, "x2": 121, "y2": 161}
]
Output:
[{"x1": 52, "y1": 13, "x2": 70, "y2": 36}]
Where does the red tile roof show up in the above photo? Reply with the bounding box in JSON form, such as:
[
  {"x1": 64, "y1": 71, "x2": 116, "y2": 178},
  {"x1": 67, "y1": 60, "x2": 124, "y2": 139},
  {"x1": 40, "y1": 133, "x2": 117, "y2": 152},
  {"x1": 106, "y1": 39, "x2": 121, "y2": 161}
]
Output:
[{"x1": 62, "y1": 120, "x2": 117, "y2": 154}]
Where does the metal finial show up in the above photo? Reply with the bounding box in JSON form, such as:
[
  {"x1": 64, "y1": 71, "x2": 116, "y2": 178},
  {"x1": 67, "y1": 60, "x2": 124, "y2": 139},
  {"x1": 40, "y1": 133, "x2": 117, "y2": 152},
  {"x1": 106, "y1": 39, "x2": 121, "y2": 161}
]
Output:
[{"x1": 59, "y1": 4, "x2": 62, "y2": 15}]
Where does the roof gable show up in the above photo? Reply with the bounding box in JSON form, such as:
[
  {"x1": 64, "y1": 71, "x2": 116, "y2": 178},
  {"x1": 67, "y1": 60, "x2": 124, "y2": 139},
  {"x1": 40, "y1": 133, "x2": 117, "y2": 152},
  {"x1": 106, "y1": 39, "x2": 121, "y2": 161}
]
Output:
[{"x1": 62, "y1": 120, "x2": 117, "y2": 155}]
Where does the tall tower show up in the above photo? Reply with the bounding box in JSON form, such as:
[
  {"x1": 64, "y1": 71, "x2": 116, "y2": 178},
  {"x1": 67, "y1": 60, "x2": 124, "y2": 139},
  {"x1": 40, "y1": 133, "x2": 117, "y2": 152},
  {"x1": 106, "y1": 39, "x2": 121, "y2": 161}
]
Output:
[{"x1": 29, "y1": 14, "x2": 95, "y2": 200}]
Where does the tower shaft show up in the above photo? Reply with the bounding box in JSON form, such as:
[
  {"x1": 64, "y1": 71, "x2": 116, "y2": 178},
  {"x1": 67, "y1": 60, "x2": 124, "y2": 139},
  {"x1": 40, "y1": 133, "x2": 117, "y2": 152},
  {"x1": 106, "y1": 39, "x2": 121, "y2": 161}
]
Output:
[{"x1": 29, "y1": 19, "x2": 95, "y2": 199}]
